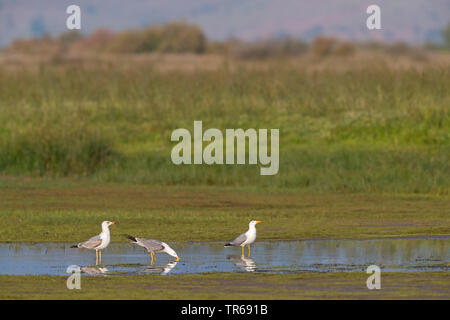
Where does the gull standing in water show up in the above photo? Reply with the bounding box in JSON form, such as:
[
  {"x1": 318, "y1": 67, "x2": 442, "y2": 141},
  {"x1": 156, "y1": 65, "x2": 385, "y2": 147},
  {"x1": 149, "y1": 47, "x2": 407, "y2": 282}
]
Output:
[
  {"x1": 125, "y1": 235, "x2": 180, "y2": 264},
  {"x1": 71, "y1": 221, "x2": 115, "y2": 265},
  {"x1": 224, "y1": 220, "x2": 261, "y2": 256}
]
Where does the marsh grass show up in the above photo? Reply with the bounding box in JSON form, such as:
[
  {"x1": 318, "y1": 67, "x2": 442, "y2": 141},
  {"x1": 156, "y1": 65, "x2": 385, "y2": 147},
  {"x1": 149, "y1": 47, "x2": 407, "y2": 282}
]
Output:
[
  {"x1": 0, "y1": 56, "x2": 448, "y2": 193},
  {"x1": 0, "y1": 184, "x2": 448, "y2": 242},
  {"x1": 0, "y1": 119, "x2": 115, "y2": 176}
]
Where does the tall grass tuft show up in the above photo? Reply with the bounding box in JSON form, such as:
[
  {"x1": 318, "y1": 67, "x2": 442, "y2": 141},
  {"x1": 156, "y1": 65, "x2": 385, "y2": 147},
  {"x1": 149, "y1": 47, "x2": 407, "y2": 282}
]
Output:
[{"x1": 0, "y1": 118, "x2": 115, "y2": 176}]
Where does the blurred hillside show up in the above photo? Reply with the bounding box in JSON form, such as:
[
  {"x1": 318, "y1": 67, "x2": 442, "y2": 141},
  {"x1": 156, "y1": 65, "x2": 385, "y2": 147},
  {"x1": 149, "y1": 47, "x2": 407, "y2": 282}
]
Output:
[{"x1": 0, "y1": 0, "x2": 449, "y2": 48}]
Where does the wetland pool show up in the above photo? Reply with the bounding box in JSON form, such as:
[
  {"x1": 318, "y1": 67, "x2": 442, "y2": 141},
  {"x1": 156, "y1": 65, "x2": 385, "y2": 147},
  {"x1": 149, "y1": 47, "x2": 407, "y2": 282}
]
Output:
[{"x1": 0, "y1": 237, "x2": 448, "y2": 276}]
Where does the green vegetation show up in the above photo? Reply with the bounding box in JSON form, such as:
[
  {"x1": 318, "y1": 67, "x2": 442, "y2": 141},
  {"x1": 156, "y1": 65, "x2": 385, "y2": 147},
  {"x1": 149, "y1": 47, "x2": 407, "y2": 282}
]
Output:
[
  {"x1": 442, "y1": 23, "x2": 450, "y2": 49},
  {"x1": 0, "y1": 182, "x2": 448, "y2": 242},
  {"x1": 0, "y1": 57, "x2": 448, "y2": 194},
  {"x1": 1, "y1": 272, "x2": 448, "y2": 299}
]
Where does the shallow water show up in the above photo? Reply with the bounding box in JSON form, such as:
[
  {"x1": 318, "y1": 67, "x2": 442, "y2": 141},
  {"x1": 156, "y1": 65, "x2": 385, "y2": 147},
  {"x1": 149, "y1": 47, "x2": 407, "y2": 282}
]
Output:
[{"x1": 0, "y1": 237, "x2": 448, "y2": 276}]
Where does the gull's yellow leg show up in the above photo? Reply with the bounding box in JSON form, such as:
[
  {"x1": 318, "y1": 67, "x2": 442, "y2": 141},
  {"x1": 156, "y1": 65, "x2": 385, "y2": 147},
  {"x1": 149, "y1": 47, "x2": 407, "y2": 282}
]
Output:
[
  {"x1": 241, "y1": 246, "x2": 244, "y2": 256},
  {"x1": 95, "y1": 250, "x2": 98, "y2": 265},
  {"x1": 248, "y1": 245, "x2": 251, "y2": 257},
  {"x1": 152, "y1": 252, "x2": 156, "y2": 264},
  {"x1": 99, "y1": 250, "x2": 102, "y2": 265}
]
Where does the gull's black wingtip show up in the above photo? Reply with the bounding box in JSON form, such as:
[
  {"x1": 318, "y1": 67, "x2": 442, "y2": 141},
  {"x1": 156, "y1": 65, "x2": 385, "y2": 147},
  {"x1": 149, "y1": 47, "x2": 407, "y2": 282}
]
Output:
[{"x1": 125, "y1": 234, "x2": 137, "y2": 242}]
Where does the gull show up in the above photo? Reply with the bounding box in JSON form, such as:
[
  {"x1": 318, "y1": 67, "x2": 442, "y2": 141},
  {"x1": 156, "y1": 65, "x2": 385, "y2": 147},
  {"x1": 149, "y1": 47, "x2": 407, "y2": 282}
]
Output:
[
  {"x1": 70, "y1": 221, "x2": 115, "y2": 265},
  {"x1": 224, "y1": 220, "x2": 261, "y2": 256},
  {"x1": 125, "y1": 235, "x2": 180, "y2": 264}
]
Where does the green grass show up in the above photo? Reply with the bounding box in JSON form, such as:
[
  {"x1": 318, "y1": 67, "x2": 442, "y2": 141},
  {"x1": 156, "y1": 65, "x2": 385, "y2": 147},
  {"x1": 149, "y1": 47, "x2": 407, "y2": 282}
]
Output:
[
  {"x1": 0, "y1": 181, "x2": 448, "y2": 242},
  {"x1": 1, "y1": 272, "x2": 448, "y2": 299},
  {"x1": 0, "y1": 58, "x2": 448, "y2": 193}
]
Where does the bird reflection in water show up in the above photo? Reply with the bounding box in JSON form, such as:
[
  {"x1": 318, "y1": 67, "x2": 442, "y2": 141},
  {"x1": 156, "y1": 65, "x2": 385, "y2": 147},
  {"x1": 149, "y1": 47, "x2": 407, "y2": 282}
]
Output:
[
  {"x1": 143, "y1": 261, "x2": 178, "y2": 275},
  {"x1": 227, "y1": 255, "x2": 256, "y2": 272},
  {"x1": 80, "y1": 266, "x2": 109, "y2": 275}
]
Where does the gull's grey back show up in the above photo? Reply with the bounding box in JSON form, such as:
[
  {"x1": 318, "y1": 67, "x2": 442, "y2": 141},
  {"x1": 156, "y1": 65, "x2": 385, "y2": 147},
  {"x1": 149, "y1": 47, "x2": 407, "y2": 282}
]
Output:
[{"x1": 137, "y1": 238, "x2": 164, "y2": 252}]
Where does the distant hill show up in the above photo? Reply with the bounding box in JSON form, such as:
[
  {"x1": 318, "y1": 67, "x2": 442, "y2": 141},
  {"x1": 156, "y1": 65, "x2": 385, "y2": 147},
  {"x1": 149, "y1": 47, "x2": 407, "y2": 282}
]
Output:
[{"x1": 0, "y1": 0, "x2": 449, "y2": 47}]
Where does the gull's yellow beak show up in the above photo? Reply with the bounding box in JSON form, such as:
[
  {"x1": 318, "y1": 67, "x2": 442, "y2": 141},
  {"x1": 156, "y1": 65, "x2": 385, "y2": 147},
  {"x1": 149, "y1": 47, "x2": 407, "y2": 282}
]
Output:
[
  {"x1": 256, "y1": 220, "x2": 261, "y2": 224},
  {"x1": 111, "y1": 221, "x2": 116, "y2": 225},
  {"x1": 176, "y1": 256, "x2": 180, "y2": 262}
]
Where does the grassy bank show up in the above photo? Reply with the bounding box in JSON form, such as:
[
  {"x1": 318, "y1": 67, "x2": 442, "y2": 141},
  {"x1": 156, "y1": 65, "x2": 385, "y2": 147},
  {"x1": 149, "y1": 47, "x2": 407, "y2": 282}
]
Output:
[
  {"x1": 0, "y1": 54, "x2": 448, "y2": 194},
  {"x1": 1, "y1": 272, "x2": 448, "y2": 299},
  {"x1": 0, "y1": 181, "x2": 448, "y2": 242}
]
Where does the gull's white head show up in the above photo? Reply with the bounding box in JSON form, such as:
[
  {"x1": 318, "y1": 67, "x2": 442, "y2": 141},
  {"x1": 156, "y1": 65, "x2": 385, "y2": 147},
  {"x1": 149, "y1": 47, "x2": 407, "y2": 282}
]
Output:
[
  {"x1": 101, "y1": 221, "x2": 116, "y2": 230},
  {"x1": 249, "y1": 220, "x2": 261, "y2": 228},
  {"x1": 165, "y1": 246, "x2": 180, "y2": 261}
]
